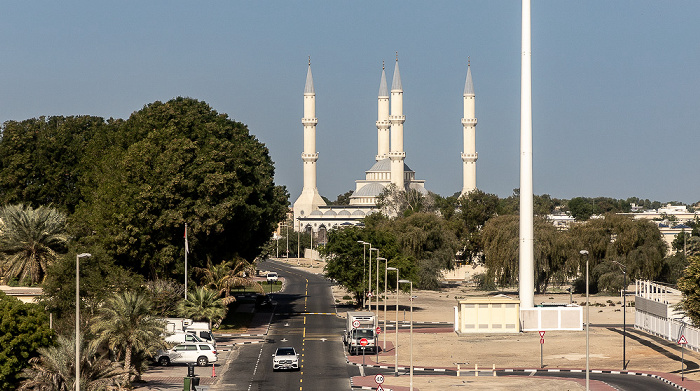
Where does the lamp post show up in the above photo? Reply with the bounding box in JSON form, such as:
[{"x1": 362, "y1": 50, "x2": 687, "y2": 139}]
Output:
[
  {"x1": 369, "y1": 247, "x2": 378, "y2": 312},
  {"x1": 580, "y1": 249, "x2": 589, "y2": 391},
  {"x1": 297, "y1": 219, "x2": 301, "y2": 259},
  {"x1": 612, "y1": 260, "x2": 627, "y2": 370},
  {"x1": 285, "y1": 223, "x2": 289, "y2": 258},
  {"x1": 387, "y1": 266, "x2": 399, "y2": 377},
  {"x1": 398, "y1": 279, "x2": 413, "y2": 391},
  {"x1": 358, "y1": 241, "x2": 369, "y2": 308},
  {"x1": 378, "y1": 257, "x2": 388, "y2": 352},
  {"x1": 76, "y1": 252, "x2": 92, "y2": 391}
]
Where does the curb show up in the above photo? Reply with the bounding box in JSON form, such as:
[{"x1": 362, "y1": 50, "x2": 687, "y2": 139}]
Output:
[{"x1": 502, "y1": 369, "x2": 690, "y2": 390}]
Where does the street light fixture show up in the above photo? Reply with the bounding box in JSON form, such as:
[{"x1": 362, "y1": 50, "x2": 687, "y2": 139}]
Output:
[
  {"x1": 611, "y1": 260, "x2": 628, "y2": 370},
  {"x1": 398, "y1": 279, "x2": 413, "y2": 391},
  {"x1": 76, "y1": 252, "x2": 92, "y2": 391},
  {"x1": 387, "y1": 266, "x2": 399, "y2": 377},
  {"x1": 369, "y1": 247, "x2": 378, "y2": 312},
  {"x1": 580, "y1": 249, "x2": 590, "y2": 391}
]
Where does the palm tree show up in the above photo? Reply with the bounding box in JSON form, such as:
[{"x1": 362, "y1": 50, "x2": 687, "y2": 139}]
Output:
[
  {"x1": 90, "y1": 292, "x2": 166, "y2": 384},
  {"x1": 18, "y1": 334, "x2": 124, "y2": 391},
  {"x1": 178, "y1": 286, "x2": 226, "y2": 328},
  {"x1": 0, "y1": 204, "x2": 68, "y2": 284},
  {"x1": 193, "y1": 257, "x2": 263, "y2": 305}
]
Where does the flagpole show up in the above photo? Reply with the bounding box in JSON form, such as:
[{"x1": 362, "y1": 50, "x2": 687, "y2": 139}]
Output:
[{"x1": 184, "y1": 223, "x2": 188, "y2": 300}]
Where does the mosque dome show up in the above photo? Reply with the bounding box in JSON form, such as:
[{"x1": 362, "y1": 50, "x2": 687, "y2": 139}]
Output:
[{"x1": 353, "y1": 182, "x2": 386, "y2": 198}]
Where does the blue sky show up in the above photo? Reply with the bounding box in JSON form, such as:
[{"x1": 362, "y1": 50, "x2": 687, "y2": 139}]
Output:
[{"x1": 1, "y1": 1, "x2": 698, "y2": 204}]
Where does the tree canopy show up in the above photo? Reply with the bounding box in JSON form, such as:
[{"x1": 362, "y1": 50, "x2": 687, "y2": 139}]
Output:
[{"x1": 72, "y1": 97, "x2": 288, "y2": 278}]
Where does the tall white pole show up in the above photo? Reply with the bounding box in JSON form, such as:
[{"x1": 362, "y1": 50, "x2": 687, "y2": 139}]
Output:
[
  {"x1": 368, "y1": 248, "x2": 373, "y2": 313},
  {"x1": 184, "y1": 223, "x2": 188, "y2": 300},
  {"x1": 519, "y1": 0, "x2": 535, "y2": 310},
  {"x1": 383, "y1": 259, "x2": 388, "y2": 351},
  {"x1": 409, "y1": 281, "x2": 413, "y2": 391},
  {"x1": 581, "y1": 250, "x2": 590, "y2": 390}
]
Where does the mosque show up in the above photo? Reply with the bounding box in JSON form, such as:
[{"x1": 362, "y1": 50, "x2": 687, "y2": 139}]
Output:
[{"x1": 292, "y1": 56, "x2": 478, "y2": 244}]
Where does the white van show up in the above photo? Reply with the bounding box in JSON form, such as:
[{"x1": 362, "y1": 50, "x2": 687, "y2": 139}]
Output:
[
  {"x1": 165, "y1": 332, "x2": 205, "y2": 345},
  {"x1": 185, "y1": 322, "x2": 216, "y2": 346}
]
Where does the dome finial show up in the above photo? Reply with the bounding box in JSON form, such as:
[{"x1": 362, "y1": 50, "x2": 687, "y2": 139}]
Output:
[
  {"x1": 395, "y1": 51, "x2": 399, "y2": 62},
  {"x1": 468, "y1": 56, "x2": 470, "y2": 67},
  {"x1": 382, "y1": 60, "x2": 385, "y2": 70},
  {"x1": 308, "y1": 56, "x2": 311, "y2": 66}
]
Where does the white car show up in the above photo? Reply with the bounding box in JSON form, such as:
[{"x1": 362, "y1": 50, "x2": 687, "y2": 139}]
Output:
[
  {"x1": 266, "y1": 272, "x2": 278, "y2": 283},
  {"x1": 272, "y1": 347, "x2": 299, "y2": 371},
  {"x1": 155, "y1": 343, "x2": 218, "y2": 366}
]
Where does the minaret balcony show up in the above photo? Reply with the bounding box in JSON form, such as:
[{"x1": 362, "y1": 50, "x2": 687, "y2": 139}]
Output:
[
  {"x1": 461, "y1": 118, "x2": 478, "y2": 126},
  {"x1": 301, "y1": 152, "x2": 319, "y2": 162},
  {"x1": 389, "y1": 115, "x2": 406, "y2": 124},
  {"x1": 388, "y1": 151, "x2": 406, "y2": 160},
  {"x1": 376, "y1": 120, "x2": 391, "y2": 129},
  {"x1": 301, "y1": 118, "x2": 318, "y2": 126},
  {"x1": 461, "y1": 152, "x2": 478, "y2": 163}
]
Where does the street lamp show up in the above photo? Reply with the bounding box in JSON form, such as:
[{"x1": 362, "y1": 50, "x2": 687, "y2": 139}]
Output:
[
  {"x1": 387, "y1": 266, "x2": 399, "y2": 377},
  {"x1": 358, "y1": 241, "x2": 369, "y2": 308},
  {"x1": 612, "y1": 260, "x2": 628, "y2": 370},
  {"x1": 580, "y1": 249, "x2": 589, "y2": 391},
  {"x1": 297, "y1": 219, "x2": 301, "y2": 259},
  {"x1": 76, "y1": 252, "x2": 92, "y2": 391},
  {"x1": 398, "y1": 279, "x2": 413, "y2": 391},
  {"x1": 369, "y1": 247, "x2": 378, "y2": 312},
  {"x1": 377, "y1": 257, "x2": 388, "y2": 352}
]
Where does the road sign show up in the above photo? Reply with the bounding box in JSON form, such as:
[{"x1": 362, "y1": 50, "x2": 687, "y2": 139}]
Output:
[
  {"x1": 540, "y1": 338, "x2": 545, "y2": 344},
  {"x1": 376, "y1": 326, "x2": 381, "y2": 335},
  {"x1": 360, "y1": 338, "x2": 369, "y2": 346},
  {"x1": 679, "y1": 335, "x2": 688, "y2": 345},
  {"x1": 377, "y1": 385, "x2": 384, "y2": 391},
  {"x1": 539, "y1": 331, "x2": 545, "y2": 338},
  {"x1": 375, "y1": 374, "x2": 384, "y2": 384},
  {"x1": 352, "y1": 320, "x2": 360, "y2": 328}
]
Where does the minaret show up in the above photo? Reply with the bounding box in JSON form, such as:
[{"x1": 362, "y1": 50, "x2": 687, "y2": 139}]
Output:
[
  {"x1": 293, "y1": 59, "x2": 326, "y2": 227},
  {"x1": 461, "y1": 59, "x2": 478, "y2": 195},
  {"x1": 388, "y1": 55, "x2": 406, "y2": 190},
  {"x1": 376, "y1": 62, "x2": 390, "y2": 161}
]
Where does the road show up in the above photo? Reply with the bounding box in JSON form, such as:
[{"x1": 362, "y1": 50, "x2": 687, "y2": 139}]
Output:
[{"x1": 216, "y1": 260, "x2": 352, "y2": 390}]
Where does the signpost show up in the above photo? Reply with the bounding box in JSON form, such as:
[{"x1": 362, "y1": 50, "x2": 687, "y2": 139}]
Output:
[
  {"x1": 539, "y1": 331, "x2": 545, "y2": 368},
  {"x1": 376, "y1": 326, "x2": 381, "y2": 335},
  {"x1": 679, "y1": 334, "x2": 688, "y2": 380},
  {"x1": 375, "y1": 373, "x2": 384, "y2": 391},
  {"x1": 360, "y1": 338, "x2": 368, "y2": 366}
]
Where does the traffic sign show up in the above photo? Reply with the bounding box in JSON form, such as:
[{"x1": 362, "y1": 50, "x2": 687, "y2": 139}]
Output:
[
  {"x1": 539, "y1": 331, "x2": 545, "y2": 338},
  {"x1": 377, "y1": 385, "x2": 384, "y2": 391},
  {"x1": 360, "y1": 338, "x2": 369, "y2": 346},
  {"x1": 376, "y1": 326, "x2": 381, "y2": 335},
  {"x1": 679, "y1": 335, "x2": 688, "y2": 345},
  {"x1": 352, "y1": 320, "x2": 360, "y2": 328},
  {"x1": 540, "y1": 338, "x2": 545, "y2": 344},
  {"x1": 375, "y1": 374, "x2": 384, "y2": 384}
]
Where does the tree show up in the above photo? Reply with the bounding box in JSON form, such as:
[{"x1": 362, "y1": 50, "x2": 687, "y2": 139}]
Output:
[
  {"x1": 0, "y1": 116, "x2": 117, "y2": 213},
  {"x1": 18, "y1": 334, "x2": 124, "y2": 391},
  {"x1": 178, "y1": 286, "x2": 226, "y2": 328},
  {"x1": 40, "y1": 251, "x2": 144, "y2": 335},
  {"x1": 145, "y1": 279, "x2": 185, "y2": 317},
  {"x1": 678, "y1": 256, "x2": 700, "y2": 327},
  {"x1": 376, "y1": 184, "x2": 434, "y2": 217},
  {"x1": 193, "y1": 257, "x2": 262, "y2": 305},
  {"x1": 0, "y1": 293, "x2": 55, "y2": 390},
  {"x1": 568, "y1": 197, "x2": 594, "y2": 221},
  {"x1": 321, "y1": 226, "x2": 372, "y2": 305},
  {"x1": 72, "y1": 97, "x2": 288, "y2": 279},
  {"x1": 90, "y1": 291, "x2": 167, "y2": 383},
  {"x1": 0, "y1": 204, "x2": 68, "y2": 285}
]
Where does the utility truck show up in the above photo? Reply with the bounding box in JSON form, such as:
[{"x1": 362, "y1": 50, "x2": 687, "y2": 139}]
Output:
[{"x1": 343, "y1": 311, "x2": 378, "y2": 355}]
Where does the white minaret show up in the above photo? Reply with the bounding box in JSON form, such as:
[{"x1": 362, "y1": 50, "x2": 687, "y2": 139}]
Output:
[
  {"x1": 376, "y1": 62, "x2": 390, "y2": 161},
  {"x1": 461, "y1": 59, "x2": 478, "y2": 196},
  {"x1": 388, "y1": 56, "x2": 406, "y2": 190},
  {"x1": 519, "y1": 0, "x2": 535, "y2": 309},
  {"x1": 293, "y1": 59, "x2": 326, "y2": 227}
]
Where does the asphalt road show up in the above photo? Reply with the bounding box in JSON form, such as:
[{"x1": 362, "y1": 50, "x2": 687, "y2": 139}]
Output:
[{"x1": 216, "y1": 260, "x2": 352, "y2": 391}]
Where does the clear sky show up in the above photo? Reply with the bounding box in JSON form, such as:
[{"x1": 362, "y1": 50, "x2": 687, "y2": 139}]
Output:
[{"x1": 1, "y1": 1, "x2": 698, "y2": 204}]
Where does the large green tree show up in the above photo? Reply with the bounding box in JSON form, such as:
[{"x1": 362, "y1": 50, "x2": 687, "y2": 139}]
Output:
[
  {"x1": 178, "y1": 286, "x2": 227, "y2": 328},
  {"x1": 0, "y1": 116, "x2": 117, "y2": 213},
  {"x1": 0, "y1": 293, "x2": 55, "y2": 390},
  {"x1": 73, "y1": 97, "x2": 288, "y2": 278},
  {"x1": 678, "y1": 256, "x2": 700, "y2": 327},
  {"x1": 0, "y1": 204, "x2": 68, "y2": 285}
]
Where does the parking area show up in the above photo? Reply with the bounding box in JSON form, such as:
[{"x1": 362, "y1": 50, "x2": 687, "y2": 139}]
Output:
[{"x1": 134, "y1": 348, "x2": 230, "y2": 390}]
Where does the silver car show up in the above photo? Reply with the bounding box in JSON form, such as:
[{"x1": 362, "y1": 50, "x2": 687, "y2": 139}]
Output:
[
  {"x1": 156, "y1": 343, "x2": 218, "y2": 366},
  {"x1": 272, "y1": 347, "x2": 299, "y2": 371}
]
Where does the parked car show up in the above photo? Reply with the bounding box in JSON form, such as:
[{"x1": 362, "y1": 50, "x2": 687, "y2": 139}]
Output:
[
  {"x1": 272, "y1": 347, "x2": 299, "y2": 371},
  {"x1": 165, "y1": 331, "x2": 206, "y2": 345},
  {"x1": 266, "y1": 272, "x2": 278, "y2": 283},
  {"x1": 155, "y1": 343, "x2": 218, "y2": 366}
]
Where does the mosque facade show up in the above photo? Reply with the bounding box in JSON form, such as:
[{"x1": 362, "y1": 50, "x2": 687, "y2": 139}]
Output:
[{"x1": 292, "y1": 57, "x2": 478, "y2": 243}]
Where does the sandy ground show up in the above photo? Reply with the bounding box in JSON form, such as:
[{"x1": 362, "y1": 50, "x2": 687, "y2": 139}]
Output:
[{"x1": 274, "y1": 257, "x2": 700, "y2": 390}]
